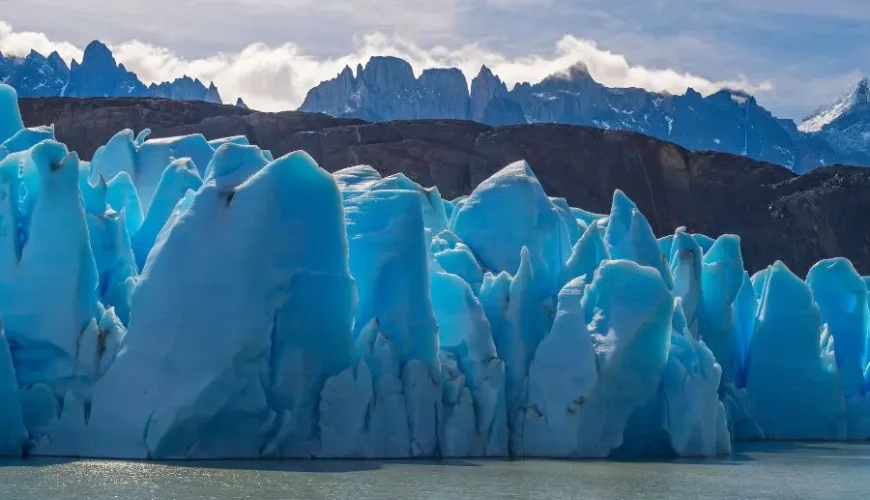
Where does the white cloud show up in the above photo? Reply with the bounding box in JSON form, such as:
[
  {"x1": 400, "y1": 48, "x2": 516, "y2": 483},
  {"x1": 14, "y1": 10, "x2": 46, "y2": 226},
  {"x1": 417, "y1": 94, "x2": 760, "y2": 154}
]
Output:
[
  {"x1": 0, "y1": 21, "x2": 772, "y2": 112},
  {"x1": 0, "y1": 22, "x2": 82, "y2": 62}
]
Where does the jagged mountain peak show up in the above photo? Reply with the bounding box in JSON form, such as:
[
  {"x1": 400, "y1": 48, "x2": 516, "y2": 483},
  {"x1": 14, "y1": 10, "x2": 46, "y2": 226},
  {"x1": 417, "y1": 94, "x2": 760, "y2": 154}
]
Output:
[
  {"x1": 475, "y1": 65, "x2": 497, "y2": 78},
  {"x1": 46, "y1": 51, "x2": 67, "y2": 70},
  {"x1": 684, "y1": 87, "x2": 703, "y2": 100},
  {"x1": 338, "y1": 65, "x2": 355, "y2": 80},
  {"x1": 550, "y1": 61, "x2": 592, "y2": 81},
  {"x1": 709, "y1": 88, "x2": 755, "y2": 107},
  {"x1": 800, "y1": 77, "x2": 870, "y2": 133},
  {"x1": 81, "y1": 40, "x2": 115, "y2": 64},
  {"x1": 360, "y1": 56, "x2": 416, "y2": 89},
  {"x1": 25, "y1": 49, "x2": 45, "y2": 61},
  {"x1": 363, "y1": 56, "x2": 414, "y2": 75}
]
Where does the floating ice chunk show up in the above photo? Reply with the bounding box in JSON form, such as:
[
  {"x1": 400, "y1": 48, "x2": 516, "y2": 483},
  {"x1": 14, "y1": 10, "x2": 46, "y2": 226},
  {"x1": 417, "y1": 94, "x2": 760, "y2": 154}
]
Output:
[
  {"x1": 0, "y1": 84, "x2": 24, "y2": 144},
  {"x1": 745, "y1": 261, "x2": 846, "y2": 440}
]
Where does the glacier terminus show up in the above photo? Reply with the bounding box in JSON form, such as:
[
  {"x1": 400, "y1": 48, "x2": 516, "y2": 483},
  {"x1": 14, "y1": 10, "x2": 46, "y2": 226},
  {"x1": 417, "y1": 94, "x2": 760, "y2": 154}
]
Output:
[{"x1": 0, "y1": 83, "x2": 869, "y2": 460}]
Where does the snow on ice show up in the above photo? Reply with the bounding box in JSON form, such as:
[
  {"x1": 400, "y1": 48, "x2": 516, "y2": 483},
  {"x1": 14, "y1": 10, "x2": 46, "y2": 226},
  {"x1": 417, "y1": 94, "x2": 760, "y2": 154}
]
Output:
[{"x1": 0, "y1": 83, "x2": 869, "y2": 459}]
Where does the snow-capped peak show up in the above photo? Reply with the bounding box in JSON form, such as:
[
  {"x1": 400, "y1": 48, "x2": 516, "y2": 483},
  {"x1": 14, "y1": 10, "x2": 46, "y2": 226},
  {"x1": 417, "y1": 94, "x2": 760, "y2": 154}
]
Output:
[{"x1": 799, "y1": 77, "x2": 870, "y2": 133}]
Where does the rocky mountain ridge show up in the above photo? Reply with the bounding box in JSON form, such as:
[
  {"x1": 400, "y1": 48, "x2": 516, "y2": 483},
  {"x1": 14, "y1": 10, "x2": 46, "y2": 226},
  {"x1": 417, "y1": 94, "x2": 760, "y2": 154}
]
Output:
[{"x1": 0, "y1": 41, "x2": 230, "y2": 105}]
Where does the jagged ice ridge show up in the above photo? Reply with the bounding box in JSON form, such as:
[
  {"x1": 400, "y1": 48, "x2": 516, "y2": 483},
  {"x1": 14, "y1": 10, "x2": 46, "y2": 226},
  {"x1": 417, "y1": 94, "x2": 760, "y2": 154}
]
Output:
[{"x1": 0, "y1": 83, "x2": 869, "y2": 459}]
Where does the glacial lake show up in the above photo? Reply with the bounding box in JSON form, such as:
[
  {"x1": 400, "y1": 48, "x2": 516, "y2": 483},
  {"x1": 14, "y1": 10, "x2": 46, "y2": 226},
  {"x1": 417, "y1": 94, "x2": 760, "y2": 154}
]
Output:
[{"x1": 1, "y1": 443, "x2": 868, "y2": 500}]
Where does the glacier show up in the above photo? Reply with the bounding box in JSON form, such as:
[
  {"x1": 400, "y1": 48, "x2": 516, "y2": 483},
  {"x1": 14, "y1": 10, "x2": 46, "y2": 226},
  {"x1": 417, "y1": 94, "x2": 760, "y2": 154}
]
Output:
[{"x1": 0, "y1": 83, "x2": 869, "y2": 459}]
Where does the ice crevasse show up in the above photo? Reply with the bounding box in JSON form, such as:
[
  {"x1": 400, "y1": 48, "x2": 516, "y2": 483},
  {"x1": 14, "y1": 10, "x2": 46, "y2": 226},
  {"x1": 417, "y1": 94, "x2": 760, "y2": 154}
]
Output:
[{"x1": 0, "y1": 83, "x2": 869, "y2": 459}]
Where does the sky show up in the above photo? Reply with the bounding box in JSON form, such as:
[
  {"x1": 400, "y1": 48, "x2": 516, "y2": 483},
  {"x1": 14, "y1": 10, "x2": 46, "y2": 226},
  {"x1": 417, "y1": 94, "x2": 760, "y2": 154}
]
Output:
[{"x1": 1, "y1": 0, "x2": 869, "y2": 117}]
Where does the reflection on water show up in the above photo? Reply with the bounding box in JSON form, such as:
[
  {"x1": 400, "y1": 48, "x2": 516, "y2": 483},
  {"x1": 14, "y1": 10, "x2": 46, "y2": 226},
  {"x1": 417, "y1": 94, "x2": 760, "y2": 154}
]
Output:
[{"x1": 1, "y1": 443, "x2": 868, "y2": 500}]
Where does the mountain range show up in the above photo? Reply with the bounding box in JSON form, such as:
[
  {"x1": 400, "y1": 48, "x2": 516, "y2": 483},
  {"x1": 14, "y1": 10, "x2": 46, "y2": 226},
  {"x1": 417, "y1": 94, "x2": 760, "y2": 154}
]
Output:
[
  {"x1": 300, "y1": 57, "x2": 870, "y2": 173},
  {"x1": 0, "y1": 41, "x2": 226, "y2": 105},
  {"x1": 3, "y1": 40, "x2": 870, "y2": 173}
]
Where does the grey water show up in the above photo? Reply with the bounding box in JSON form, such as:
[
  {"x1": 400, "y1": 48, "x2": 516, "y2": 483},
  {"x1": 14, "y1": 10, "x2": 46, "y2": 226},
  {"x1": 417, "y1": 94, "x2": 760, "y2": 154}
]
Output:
[{"x1": 1, "y1": 443, "x2": 868, "y2": 500}]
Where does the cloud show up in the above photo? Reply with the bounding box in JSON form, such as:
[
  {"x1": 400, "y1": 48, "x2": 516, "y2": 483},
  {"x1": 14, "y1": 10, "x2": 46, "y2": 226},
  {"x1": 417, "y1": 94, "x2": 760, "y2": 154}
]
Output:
[
  {"x1": 0, "y1": 22, "x2": 81, "y2": 62},
  {"x1": 0, "y1": 21, "x2": 772, "y2": 112}
]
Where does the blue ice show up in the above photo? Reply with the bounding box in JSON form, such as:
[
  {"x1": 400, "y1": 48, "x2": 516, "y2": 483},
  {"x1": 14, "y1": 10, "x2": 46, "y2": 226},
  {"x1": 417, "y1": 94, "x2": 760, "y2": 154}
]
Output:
[{"x1": 0, "y1": 86, "x2": 867, "y2": 460}]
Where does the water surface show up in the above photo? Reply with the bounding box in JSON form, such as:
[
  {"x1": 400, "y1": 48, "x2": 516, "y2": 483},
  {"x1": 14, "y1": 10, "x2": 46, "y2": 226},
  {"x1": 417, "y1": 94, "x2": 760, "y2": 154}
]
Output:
[{"x1": 1, "y1": 443, "x2": 868, "y2": 499}]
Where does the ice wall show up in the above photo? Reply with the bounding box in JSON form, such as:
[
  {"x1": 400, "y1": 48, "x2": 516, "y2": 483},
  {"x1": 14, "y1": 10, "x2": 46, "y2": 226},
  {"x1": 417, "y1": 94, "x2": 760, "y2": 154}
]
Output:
[{"x1": 0, "y1": 85, "x2": 868, "y2": 459}]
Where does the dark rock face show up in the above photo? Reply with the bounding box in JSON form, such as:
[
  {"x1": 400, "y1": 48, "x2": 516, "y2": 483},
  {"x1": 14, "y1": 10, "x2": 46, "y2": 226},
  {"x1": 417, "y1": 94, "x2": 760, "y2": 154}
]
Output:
[
  {"x1": 18, "y1": 97, "x2": 870, "y2": 276},
  {"x1": 17, "y1": 97, "x2": 361, "y2": 159},
  {"x1": 0, "y1": 41, "x2": 224, "y2": 104}
]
